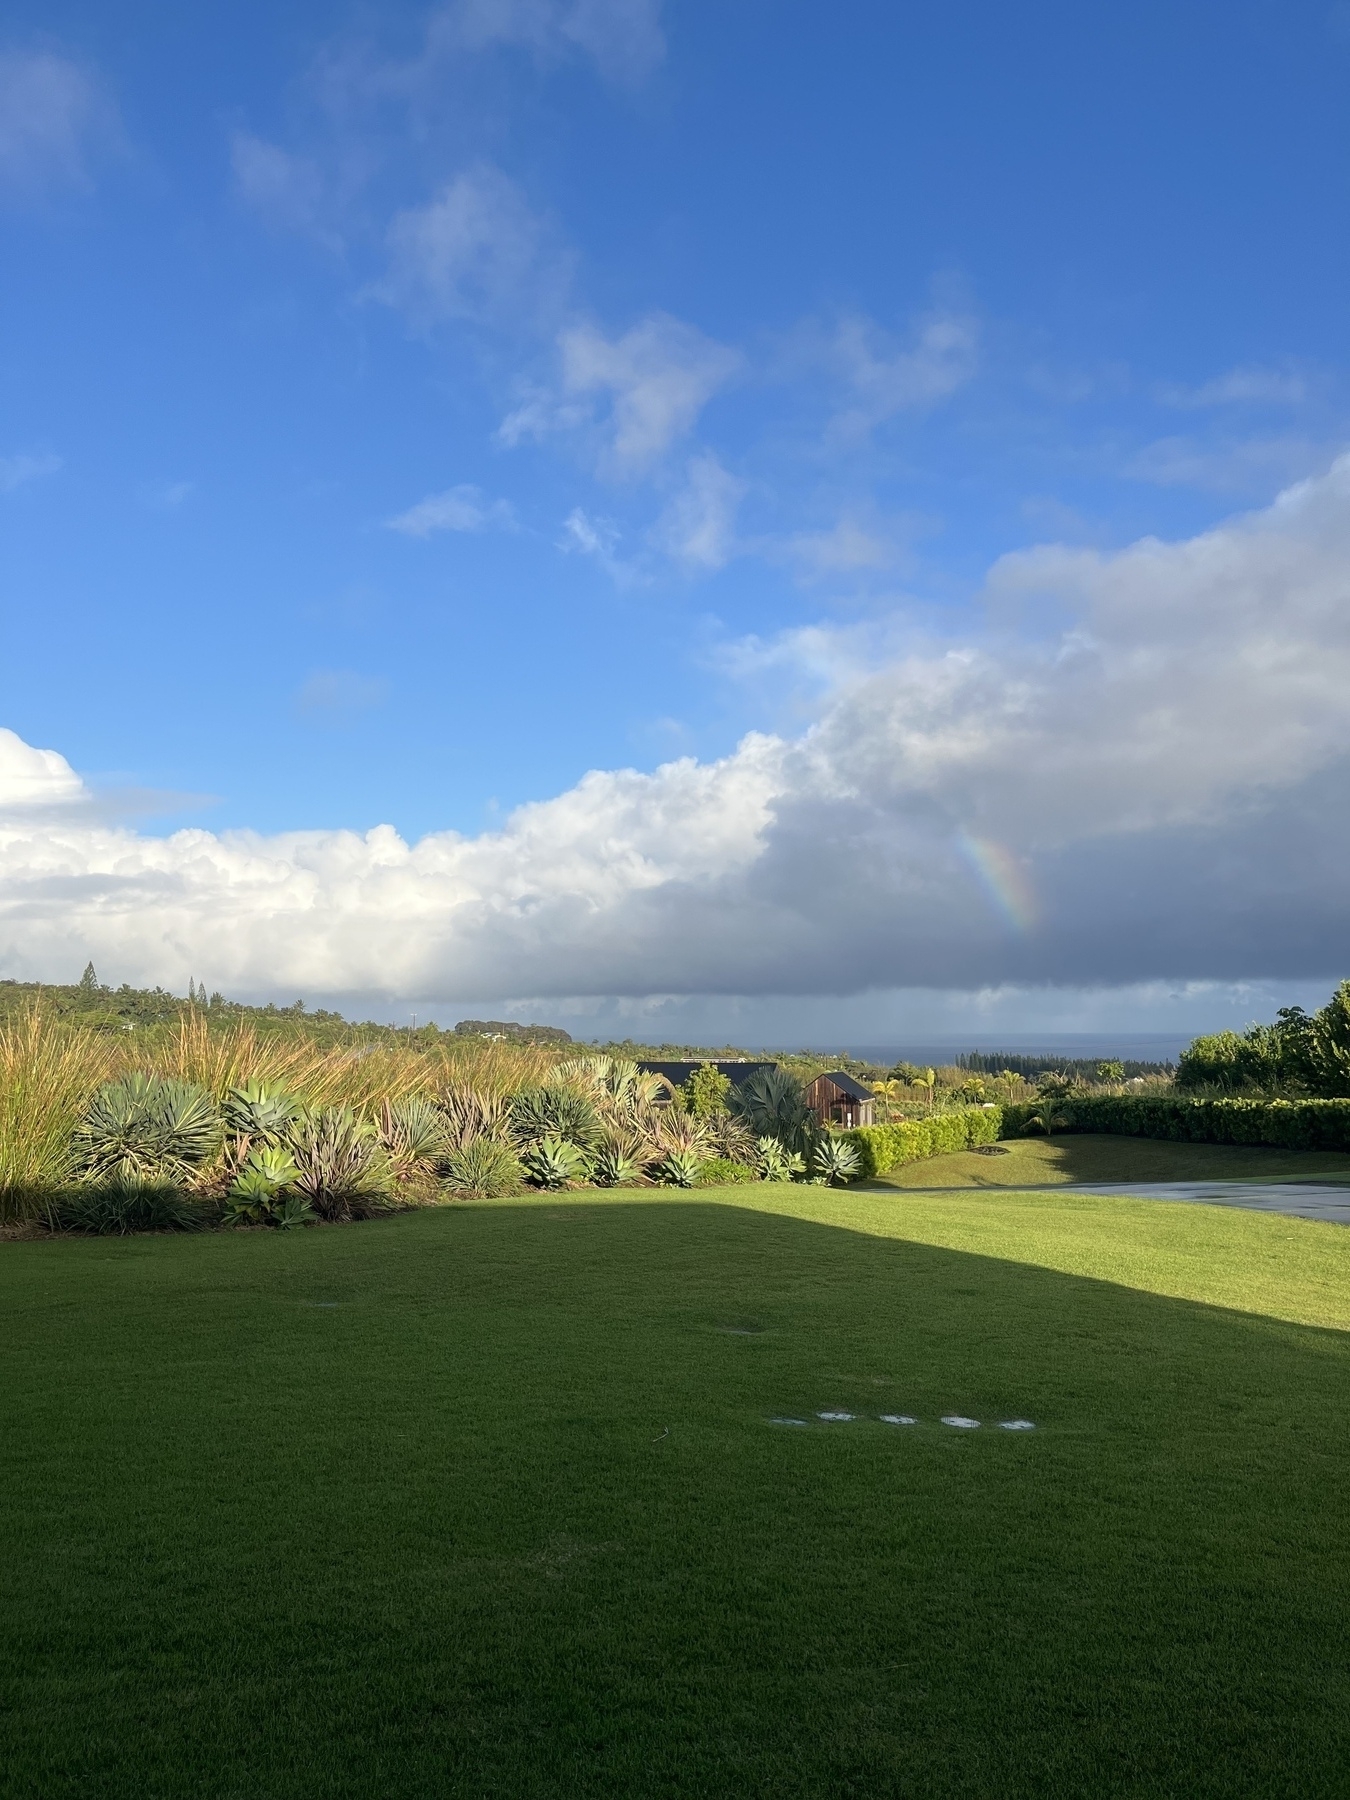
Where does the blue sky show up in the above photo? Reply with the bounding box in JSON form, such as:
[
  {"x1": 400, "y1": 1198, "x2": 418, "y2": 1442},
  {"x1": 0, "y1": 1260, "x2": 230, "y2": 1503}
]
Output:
[{"x1": 1, "y1": 0, "x2": 1349, "y2": 1045}]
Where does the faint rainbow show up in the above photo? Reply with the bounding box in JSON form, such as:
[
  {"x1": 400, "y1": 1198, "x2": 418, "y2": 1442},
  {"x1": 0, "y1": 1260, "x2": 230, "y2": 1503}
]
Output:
[{"x1": 958, "y1": 834, "x2": 1039, "y2": 933}]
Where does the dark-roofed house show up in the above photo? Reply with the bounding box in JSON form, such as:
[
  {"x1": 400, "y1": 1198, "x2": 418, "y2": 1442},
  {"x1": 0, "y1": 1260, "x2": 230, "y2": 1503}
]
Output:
[
  {"x1": 803, "y1": 1071, "x2": 875, "y2": 1129},
  {"x1": 638, "y1": 1060, "x2": 778, "y2": 1094}
]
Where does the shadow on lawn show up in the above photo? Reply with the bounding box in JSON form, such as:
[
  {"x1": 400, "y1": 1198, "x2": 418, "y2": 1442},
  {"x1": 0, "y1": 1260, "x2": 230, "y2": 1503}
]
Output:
[{"x1": 3, "y1": 1198, "x2": 1350, "y2": 1798}]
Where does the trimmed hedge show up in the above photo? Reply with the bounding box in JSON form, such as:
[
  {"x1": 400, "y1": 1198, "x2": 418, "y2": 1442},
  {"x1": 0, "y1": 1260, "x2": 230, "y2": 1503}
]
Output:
[
  {"x1": 999, "y1": 1094, "x2": 1350, "y2": 1153},
  {"x1": 840, "y1": 1106, "x2": 1002, "y2": 1178}
]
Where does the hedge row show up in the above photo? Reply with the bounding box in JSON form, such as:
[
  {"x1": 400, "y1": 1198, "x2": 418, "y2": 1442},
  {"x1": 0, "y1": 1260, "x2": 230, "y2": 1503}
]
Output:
[
  {"x1": 840, "y1": 1106, "x2": 1002, "y2": 1178},
  {"x1": 1000, "y1": 1094, "x2": 1350, "y2": 1153}
]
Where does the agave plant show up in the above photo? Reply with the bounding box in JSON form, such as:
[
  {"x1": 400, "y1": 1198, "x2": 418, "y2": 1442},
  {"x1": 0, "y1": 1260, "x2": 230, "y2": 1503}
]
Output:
[
  {"x1": 591, "y1": 1143, "x2": 644, "y2": 1187},
  {"x1": 509, "y1": 1086, "x2": 602, "y2": 1153},
  {"x1": 222, "y1": 1080, "x2": 303, "y2": 1145},
  {"x1": 72, "y1": 1074, "x2": 222, "y2": 1186},
  {"x1": 521, "y1": 1134, "x2": 589, "y2": 1189},
  {"x1": 729, "y1": 1067, "x2": 812, "y2": 1152},
  {"x1": 755, "y1": 1136, "x2": 805, "y2": 1183},
  {"x1": 443, "y1": 1138, "x2": 524, "y2": 1198},
  {"x1": 811, "y1": 1136, "x2": 862, "y2": 1187},
  {"x1": 222, "y1": 1145, "x2": 302, "y2": 1225},
  {"x1": 654, "y1": 1149, "x2": 702, "y2": 1188},
  {"x1": 287, "y1": 1107, "x2": 395, "y2": 1220}
]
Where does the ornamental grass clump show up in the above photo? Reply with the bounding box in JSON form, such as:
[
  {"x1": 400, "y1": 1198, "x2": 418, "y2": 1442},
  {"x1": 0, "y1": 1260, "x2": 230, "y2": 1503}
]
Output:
[
  {"x1": 56, "y1": 1181, "x2": 209, "y2": 1235},
  {"x1": 443, "y1": 1139, "x2": 524, "y2": 1198}
]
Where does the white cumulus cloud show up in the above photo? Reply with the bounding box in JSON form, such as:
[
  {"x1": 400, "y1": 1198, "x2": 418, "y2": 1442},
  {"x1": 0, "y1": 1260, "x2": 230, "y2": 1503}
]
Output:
[{"x1": 5, "y1": 460, "x2": 1350, "y2": 1000}]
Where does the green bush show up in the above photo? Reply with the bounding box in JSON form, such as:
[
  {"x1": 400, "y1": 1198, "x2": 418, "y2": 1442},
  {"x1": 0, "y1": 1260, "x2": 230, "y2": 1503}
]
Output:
[
  {"x1": 683, "y1": 1063, "x2": 733, "y2": 1117},
  {"x1": 998, "y1": 1094, "x2": 1350, "y2": 1151},
  {"x1": 840, "y1": 1106, "x2": 1003, "y2": 1177},
  {"x1": 696, "y1": 1156, "x2": 757, "y2": 1185}
]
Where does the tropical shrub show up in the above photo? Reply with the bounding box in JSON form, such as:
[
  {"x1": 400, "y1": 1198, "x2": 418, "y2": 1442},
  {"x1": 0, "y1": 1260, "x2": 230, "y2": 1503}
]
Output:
[
  {"x1": 1175, "y1": 984, "x2": 1350, "y2": 1096},
  {"x1": 72, "y1": 1075, "x2": 222, "y2": 1186},
  {"x1": 521, "y1": 1134, "x2": 589, "y2": 1189},
  {"x1": 443, "y1": 1138, "x2": 524, "y2": 1198},
  {"x1": 999, "y1": 1093, "x2": 1350, "y2": 1152},
  {"x1": 695, "y1": 1156, "x2": 757, "y2": 1185},
  {"x1": 840, "y1": 1105, "x2": 1002, "y2": 1178},
  {"x1": 811, "y1": 1137, "x2": 862, "y2": 1186},
  {"x1": 287, "y1": 1107, "x2": 395, "y2": 1220},
  {"x1": 55, "y1": 1181, "x2": 207, "y2": 1235},
  {"x1": 729, "y1": 1067, "x2": 812, "y2": 1151}
]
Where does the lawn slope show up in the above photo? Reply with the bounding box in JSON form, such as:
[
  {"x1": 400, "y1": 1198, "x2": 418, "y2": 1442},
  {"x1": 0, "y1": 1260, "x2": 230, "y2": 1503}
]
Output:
[{"x1": 3, "y1": 1189, "x2": 1349, "y2": 1799}]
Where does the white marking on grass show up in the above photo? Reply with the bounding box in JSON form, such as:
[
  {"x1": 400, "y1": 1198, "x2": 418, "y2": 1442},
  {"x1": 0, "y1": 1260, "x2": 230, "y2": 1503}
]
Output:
[
  {"x1": 817, "y1": 1411, "x2": 855, "y2": 1422},
  {"x1": 999, "y1": 1419, "x2": 1035, "y2": 1430},
  {"x1": 879, "y1": 1414, "x2": 918, "y2": 1426},
  {"x1": 770, "y1": 1417, "x2": 809, "y2": 1427},
  {"x1": 941, "y1": 1415, "x2": 980, "y2": 1429}
]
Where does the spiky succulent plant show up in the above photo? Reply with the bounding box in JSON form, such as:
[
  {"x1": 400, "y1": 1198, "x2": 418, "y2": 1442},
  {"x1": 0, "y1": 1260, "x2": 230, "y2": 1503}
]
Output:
[
  {"x1": 811, "y1": 1136, "x2": 862, "y2": 1187},
  {"x1": 521, "y1": 1134, "x2": 589, "y2": 1189},
  {"x1": 72, "y1": 1075, "x2": 221, "y2": 1185},
  {"x1": 655, "y1": 1149, "x2": 702, "y2": 1188}
]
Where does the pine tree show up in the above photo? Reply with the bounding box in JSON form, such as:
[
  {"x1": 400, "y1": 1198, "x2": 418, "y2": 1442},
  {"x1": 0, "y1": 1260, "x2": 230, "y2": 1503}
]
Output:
[{"x1": 78, "y1": 962, "x2": 98, "y2": 994}]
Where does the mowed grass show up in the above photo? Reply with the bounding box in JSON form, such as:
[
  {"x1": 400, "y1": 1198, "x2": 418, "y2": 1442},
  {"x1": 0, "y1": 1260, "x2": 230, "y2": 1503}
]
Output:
[
  {"x1": 4, "y1": 1187, "x2": 1350, "y2": 1798},
  {"x1": 876, "y1": 1130, "x2": 1350, "y2": 1190}
]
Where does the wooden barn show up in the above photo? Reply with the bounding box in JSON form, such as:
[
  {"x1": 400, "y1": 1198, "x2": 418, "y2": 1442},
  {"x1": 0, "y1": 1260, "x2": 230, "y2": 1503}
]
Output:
[{"x1": 804, "y1": 1070, "x2": 875, "y2": 1129}]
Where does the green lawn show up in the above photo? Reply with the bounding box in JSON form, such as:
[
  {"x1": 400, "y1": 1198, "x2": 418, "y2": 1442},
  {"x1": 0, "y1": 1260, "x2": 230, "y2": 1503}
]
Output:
[
  {"x1": 874, "y1": 1130, "x2": 1350, "y2": 1190},
  {"x1": 4, "y1": 1185, "x2": 1350, "y2": 1797}
]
